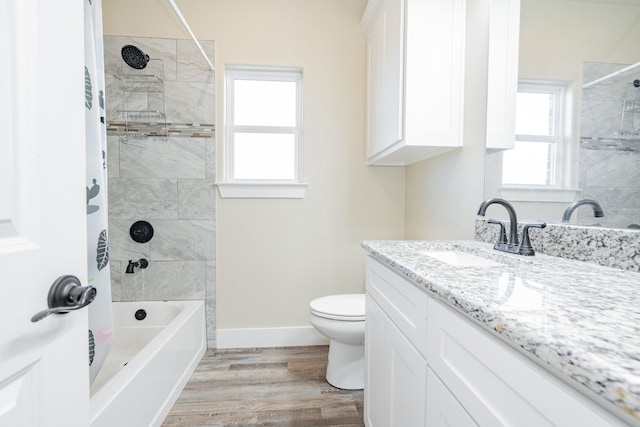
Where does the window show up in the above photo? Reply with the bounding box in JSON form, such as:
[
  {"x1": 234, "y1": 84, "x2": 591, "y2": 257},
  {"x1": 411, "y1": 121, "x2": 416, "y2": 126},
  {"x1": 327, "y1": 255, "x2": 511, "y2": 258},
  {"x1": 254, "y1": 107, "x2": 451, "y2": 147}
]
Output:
[
  {"x1": 502, "y1": 81, "x2": 567, "y2": 187},
  {"x1": 218, "y1": 66, "x2": 307, "y2": 198}
]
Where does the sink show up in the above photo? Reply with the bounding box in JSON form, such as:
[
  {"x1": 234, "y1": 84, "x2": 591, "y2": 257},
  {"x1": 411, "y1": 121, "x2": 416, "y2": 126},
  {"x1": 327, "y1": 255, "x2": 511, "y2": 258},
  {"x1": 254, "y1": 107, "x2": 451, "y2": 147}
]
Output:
[{"x1": 421, "y1": 250, "x2": 503, "y2": 267}]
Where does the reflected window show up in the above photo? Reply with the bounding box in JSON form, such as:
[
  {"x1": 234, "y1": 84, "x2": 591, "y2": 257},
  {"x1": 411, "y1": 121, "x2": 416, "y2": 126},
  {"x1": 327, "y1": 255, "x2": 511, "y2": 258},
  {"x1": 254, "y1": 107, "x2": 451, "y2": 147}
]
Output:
[{"x1": 502, "y1": 81, "x2": 566, "y2": 186}]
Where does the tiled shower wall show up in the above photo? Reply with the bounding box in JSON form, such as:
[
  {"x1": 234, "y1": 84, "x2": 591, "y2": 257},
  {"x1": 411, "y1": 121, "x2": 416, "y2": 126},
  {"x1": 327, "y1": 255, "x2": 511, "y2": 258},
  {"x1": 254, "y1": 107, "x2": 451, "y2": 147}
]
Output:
[
  {"x1": 103, "y1": 36, "x2": 217, "y2": 347},
  {"x1": 579, "y1": 61, "x2": 640, "y2": 228}
]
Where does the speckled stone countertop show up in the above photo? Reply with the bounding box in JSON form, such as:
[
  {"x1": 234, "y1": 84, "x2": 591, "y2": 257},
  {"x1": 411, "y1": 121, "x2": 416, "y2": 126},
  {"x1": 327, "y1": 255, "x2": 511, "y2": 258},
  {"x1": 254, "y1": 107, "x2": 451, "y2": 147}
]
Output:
[{"x1": 362, "y1": 239, "x2": 640, "y2": 425}]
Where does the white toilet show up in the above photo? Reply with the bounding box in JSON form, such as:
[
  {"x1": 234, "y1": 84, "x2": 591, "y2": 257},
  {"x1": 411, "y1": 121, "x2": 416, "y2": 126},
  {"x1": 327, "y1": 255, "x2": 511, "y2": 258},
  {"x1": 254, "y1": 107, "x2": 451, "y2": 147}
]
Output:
[{"x1": 309, "y1": 294, "x2": 365, "y2": 390}]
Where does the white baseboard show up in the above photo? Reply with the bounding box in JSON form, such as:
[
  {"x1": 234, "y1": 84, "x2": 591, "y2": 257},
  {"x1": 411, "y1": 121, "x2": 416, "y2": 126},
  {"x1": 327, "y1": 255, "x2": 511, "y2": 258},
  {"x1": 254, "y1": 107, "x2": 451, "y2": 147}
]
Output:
[{"x1": 216, "y1": 326, "x2": 329, "y2": 349}]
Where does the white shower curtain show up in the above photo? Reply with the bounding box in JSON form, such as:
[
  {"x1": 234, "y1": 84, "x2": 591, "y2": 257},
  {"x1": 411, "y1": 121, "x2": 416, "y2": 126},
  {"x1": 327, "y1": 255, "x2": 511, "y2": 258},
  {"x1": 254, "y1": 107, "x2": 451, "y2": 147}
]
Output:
[{"x1": 85, "y1": 0, "x2": 113, "y2": 384}]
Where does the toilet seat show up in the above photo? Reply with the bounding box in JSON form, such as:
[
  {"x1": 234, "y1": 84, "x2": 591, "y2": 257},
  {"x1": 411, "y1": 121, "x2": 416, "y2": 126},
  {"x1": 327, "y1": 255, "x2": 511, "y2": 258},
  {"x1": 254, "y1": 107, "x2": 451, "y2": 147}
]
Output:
[{"x1": 310, "y1": 294, "x2": 365, "y2": 321}]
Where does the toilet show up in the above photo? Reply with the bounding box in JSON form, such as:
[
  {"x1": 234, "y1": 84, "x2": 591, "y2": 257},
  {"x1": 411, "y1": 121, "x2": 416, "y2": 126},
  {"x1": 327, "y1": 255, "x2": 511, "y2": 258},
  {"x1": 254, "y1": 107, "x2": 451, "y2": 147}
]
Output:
[{"x1": 309, "y1": 294, "x2": 365, "y2": 390}]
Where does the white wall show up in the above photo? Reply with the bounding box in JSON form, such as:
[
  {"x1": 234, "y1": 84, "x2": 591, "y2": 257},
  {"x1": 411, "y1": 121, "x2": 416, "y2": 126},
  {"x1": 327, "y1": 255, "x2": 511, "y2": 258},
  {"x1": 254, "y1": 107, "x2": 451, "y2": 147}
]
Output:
[
  {"x1": 519, "y1": 0, "x2": 640, "y2": 82},
  {"x1": 103, "y1": 0, "x2": 406, "y2": 333}
]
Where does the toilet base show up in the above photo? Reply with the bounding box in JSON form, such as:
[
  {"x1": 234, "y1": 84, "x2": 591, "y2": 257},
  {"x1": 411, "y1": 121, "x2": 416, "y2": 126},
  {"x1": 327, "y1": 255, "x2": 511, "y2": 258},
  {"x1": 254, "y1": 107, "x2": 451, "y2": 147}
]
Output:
[{"x1": 325, "y1": 340, "x2": 364, "y2": 390}]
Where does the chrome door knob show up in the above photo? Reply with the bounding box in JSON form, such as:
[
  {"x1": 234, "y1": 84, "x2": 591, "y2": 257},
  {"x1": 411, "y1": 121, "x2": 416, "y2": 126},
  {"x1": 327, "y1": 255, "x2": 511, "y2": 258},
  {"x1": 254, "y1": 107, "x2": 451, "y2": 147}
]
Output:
[{"x1": 31, "y1": 275, "x2": 97, "y2": 322}]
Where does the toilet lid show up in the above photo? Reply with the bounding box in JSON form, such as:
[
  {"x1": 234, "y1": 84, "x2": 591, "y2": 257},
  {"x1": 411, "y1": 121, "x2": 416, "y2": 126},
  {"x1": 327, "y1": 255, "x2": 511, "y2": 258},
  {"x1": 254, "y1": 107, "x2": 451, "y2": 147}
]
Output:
[{"x1": 310, "y1": 294, "x2": 365, "y2": 321}]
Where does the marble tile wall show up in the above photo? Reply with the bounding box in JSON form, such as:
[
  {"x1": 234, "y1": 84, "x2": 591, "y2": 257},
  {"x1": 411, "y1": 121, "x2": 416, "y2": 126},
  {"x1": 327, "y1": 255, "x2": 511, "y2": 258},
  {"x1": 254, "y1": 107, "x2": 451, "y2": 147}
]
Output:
[
  {"x1": 104, "y1": 36, "x2": 217, "y2": 347},
  {"x1": 579, "y1": 61, "x2": 640, "y2": 228},
  {"x1": 475, "y1": 219, "x2": 640, "y2": 272}
]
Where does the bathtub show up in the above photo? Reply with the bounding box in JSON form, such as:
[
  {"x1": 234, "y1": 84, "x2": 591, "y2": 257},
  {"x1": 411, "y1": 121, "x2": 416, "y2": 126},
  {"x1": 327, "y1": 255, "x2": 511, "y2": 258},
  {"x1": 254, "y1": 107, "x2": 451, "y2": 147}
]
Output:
[{"x1": 90, "y1": 300, "x2": 206, "y2": 427}]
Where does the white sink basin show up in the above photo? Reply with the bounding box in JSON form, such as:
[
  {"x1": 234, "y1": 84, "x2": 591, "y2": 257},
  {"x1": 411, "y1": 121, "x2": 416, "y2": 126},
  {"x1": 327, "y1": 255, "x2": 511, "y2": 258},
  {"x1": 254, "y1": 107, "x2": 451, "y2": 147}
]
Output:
[{"x1": 421, "y1": 250, "x2": 503, "y2": 267}]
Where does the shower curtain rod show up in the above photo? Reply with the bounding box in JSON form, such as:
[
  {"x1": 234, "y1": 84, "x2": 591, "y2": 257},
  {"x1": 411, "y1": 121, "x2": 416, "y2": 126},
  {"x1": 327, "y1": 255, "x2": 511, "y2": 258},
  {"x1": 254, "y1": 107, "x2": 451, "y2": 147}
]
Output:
[
  {"x1": 582, "y1": 60, "x2": 640, "y2": 88},
  {"x1": 166, "y1": 0, "x2": 215, "y2": 71}
]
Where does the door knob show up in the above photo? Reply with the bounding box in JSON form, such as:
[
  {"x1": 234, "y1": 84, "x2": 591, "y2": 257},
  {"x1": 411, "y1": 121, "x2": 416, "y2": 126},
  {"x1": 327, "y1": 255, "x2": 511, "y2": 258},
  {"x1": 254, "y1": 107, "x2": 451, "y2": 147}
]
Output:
[{"x1": 31, "y1": 275, "x2": 97, "y2": 322}]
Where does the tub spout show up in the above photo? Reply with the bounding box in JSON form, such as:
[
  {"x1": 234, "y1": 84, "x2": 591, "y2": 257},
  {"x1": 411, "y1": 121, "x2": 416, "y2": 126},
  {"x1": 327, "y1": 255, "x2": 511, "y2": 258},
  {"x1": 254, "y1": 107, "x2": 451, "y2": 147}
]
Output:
[{"x1": 126, "y1": 258, "x2": 149, "y2": 274}]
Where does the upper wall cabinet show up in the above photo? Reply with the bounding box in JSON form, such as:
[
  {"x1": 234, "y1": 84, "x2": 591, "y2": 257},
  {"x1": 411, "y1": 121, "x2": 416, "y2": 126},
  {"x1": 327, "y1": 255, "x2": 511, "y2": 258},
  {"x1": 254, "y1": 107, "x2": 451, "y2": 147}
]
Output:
[
  {"x1": 485, "y1": 0, "x2": 520, "y2": 150},
  {"x1": 362, "y1": 0, "x2": 466, "y2": 166}
]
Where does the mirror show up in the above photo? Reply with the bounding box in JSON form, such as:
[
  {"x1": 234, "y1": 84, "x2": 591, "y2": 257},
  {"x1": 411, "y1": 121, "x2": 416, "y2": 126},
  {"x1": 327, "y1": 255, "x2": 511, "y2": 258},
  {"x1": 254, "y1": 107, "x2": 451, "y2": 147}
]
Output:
[{"x1": 484, "y1": 0, "x2": 640, "y2": 229}]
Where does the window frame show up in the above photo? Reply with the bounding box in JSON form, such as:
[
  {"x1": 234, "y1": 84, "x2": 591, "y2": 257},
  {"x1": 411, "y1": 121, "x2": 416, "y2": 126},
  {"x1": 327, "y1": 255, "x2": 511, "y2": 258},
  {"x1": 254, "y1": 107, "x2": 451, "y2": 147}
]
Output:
[
  {"x1": 218, "y1": 65, "x2": 307, "y2": 198},
  {"x1": 498, "y1": 80, "x2": 580, "y2": 202}
]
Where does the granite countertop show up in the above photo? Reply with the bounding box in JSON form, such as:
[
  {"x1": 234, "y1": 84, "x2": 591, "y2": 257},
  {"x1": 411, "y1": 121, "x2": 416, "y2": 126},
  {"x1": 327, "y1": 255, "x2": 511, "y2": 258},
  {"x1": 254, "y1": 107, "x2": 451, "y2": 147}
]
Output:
[{"x1": 362, "y1": 239, "x2": 640, "y2": 425}]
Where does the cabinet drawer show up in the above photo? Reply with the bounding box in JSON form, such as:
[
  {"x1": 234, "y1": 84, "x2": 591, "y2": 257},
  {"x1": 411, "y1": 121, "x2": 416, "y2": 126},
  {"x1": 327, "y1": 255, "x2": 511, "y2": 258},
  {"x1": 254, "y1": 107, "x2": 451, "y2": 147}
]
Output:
[
  {"x1": 427, "y1": 298, "x2": 628, "y2": 427},
  {"x1": 365, "y1": 256, "x2": 428, "y2": 356}
]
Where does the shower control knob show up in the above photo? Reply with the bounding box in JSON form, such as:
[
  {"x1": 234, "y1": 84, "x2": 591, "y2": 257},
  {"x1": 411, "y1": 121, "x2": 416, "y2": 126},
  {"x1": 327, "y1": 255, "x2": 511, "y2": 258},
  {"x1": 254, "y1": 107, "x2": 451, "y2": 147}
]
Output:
[{"x1": 31, "y1": 275, "x2": 97, "y2": 322}]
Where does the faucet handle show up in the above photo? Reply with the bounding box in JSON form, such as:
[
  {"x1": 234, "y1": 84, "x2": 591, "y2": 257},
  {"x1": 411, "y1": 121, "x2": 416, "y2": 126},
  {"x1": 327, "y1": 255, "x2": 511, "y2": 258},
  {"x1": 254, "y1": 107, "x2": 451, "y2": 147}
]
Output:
[
  {"x1": 518, "y1": 222, "x2": 546, "y2": 256},
  {"x1": 487, "y1": 219, "x2": 508, "y2": 248}
]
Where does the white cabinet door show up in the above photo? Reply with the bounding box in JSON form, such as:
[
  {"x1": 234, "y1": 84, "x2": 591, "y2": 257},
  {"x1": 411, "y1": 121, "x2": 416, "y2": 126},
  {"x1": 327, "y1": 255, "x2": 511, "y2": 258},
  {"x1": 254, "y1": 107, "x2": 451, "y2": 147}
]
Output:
[
  {"x1": 427, "y1": 368, "x2": 478, "y2": 427},
  {"x1": 365, "y1": 293, "x2": 427, "y2": 427},
  {"x1": 365, "y1": 293, "x2": 389, "y2": 427},
  {"x1": 363, "y1": 0, "x2": 467, "y2": 166},
  {"x1": 365, "y1": 257, "x2": 428, "y2": 356},
  {"x1": 365, "y1": 0, "x2": 404, "y2": 160},
  {"x1": 388, "y1": 319, "x2": 427, "y2": 427},
  {"x1": 485, "y1": 0, "x2": 520, "y2": 150},
  {"x1": 427, "y1": 298, "x2": 628, "y2": 427},
  {"x1": 0, "y1": 0, "x2": 88, "y2": 425}
]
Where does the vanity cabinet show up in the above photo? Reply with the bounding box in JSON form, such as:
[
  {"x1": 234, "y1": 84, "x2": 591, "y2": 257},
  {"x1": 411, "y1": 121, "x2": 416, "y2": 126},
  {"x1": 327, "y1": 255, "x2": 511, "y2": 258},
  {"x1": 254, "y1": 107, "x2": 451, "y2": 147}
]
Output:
[
  {"x1": 361, "y1": 0, "x2": 466, "y2": 166},
  {"x1": 426, "y1": 367, "x2": 478, "y2": 426},
  {"x1": 365, "y1": 256, "x2": 428, "y2": 426},
  {"x1": 364, "y1": 256, "x2": 630, "y2": 427},
  {"x1": 365, "y1": 295, "x2": 427, "y2": 426}
]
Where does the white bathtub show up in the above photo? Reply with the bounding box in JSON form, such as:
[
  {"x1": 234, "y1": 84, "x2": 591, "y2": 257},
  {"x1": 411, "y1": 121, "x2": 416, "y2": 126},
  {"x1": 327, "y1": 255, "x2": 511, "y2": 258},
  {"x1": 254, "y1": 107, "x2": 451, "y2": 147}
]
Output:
[{"x1": 90, "y1": 300, "x2": 206, "y2": 427}]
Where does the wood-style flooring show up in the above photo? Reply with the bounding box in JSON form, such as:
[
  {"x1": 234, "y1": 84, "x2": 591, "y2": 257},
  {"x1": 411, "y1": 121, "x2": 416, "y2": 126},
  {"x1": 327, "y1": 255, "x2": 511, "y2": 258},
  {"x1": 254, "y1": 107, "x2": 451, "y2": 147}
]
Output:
[{"x1": 162, "y1": 345, "x2": 365, "y2": 427}]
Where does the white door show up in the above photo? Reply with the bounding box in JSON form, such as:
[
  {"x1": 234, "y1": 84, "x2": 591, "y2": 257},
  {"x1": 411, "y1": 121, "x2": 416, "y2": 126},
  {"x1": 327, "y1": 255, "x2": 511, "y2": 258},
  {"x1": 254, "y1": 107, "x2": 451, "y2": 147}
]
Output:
[{"x1": 0, "y1": 1, "x2": 89, "y2": 426}]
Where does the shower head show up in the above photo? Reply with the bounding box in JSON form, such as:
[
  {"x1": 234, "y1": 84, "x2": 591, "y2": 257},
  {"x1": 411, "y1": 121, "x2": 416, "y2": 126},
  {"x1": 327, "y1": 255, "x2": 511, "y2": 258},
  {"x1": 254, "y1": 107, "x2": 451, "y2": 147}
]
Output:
[{"x1": 121, "y1": 45, "x2": 149, "y2": 70}]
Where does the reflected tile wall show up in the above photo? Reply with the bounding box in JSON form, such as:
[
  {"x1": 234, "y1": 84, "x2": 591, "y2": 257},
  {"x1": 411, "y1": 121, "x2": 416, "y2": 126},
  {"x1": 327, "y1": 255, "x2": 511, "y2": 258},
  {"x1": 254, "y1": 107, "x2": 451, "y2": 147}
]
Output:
[
  {"x1": 582, "y1": 62, "x2": 630, "y2": 139},
  {"x1": 579, "y1": 61, "x2": 640, "y2": 229},
  {"x1": 104, "y1": 35, "x2": 216, "y2": 347}
]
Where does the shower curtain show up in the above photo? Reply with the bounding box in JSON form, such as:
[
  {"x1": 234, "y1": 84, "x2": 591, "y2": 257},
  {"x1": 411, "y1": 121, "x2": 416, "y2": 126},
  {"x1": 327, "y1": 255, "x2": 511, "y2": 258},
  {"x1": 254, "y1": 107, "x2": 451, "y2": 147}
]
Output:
[{"x1": 85, "y1": 0, "x2": 113, "y2": 384}]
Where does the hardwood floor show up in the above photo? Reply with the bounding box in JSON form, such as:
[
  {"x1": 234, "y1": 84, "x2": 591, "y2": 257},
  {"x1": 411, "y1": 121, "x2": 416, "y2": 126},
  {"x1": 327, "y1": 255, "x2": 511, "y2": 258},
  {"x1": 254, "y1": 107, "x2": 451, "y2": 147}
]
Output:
[{"x1": 162, "y1": 346, "x2": 365, "y2": 427}]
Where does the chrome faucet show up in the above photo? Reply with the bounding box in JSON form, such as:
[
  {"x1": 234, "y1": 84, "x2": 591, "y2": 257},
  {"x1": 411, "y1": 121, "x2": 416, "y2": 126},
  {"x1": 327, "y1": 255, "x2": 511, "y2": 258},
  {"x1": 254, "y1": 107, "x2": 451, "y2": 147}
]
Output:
[
  {"x1": 562, "y1": 199, "x2": 604, "y2": 223},
  {"x1": 477, "y1": 198, "x2": 546, "y2": 256}
]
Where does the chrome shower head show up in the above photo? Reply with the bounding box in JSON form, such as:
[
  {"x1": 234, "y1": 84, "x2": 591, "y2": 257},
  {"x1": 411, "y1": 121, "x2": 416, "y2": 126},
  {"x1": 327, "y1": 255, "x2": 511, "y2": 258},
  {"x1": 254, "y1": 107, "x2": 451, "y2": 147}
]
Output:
[{"x1": 121, "y1": 45, "x2": 149, "y2": 70}]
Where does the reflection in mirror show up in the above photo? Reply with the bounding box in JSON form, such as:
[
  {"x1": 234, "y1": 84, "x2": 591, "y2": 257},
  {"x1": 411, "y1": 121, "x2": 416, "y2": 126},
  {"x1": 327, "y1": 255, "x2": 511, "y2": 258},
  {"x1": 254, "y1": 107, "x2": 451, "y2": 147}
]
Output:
[{"x1": 484, "y1": 0, "x2": 640, "y2": 230}]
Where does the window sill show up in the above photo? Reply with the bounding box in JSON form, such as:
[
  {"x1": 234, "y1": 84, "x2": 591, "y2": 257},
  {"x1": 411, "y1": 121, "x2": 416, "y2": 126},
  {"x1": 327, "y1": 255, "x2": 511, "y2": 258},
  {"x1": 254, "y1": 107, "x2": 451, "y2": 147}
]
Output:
[
  {"x1": 499, "y1": 186, "x2": 580, "y2": 203},
  {"x1": 216, "y1": 182, "x2": 308, "y2": 199}
]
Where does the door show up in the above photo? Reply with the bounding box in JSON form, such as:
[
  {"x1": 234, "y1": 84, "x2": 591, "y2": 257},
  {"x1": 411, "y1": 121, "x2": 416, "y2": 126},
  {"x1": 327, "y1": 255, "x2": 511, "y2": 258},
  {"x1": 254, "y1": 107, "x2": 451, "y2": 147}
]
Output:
[{"x1": 0, "y1": 1, "x2": 89, "y2": 426}]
